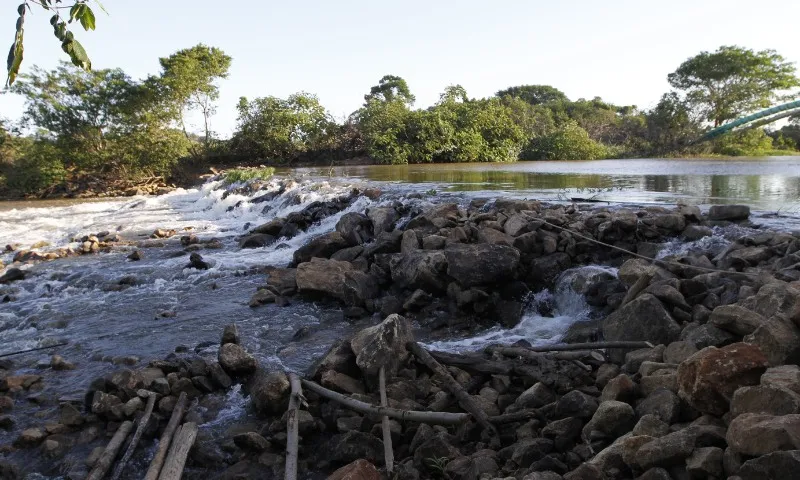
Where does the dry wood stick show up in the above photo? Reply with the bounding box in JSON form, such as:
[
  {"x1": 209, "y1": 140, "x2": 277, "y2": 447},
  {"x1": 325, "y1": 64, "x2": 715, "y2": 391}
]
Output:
[
  {"x1": 157, "y1": 422, "x2": 198, "y2": 480},
  {"x1": 407, "y1": 341, "x2": 497, "y2": 435},
  {"x1": 284, "y1": 373, "x2": 301, "y2": 480},
  {"x1": 301, "y1": 379, "x2": 467, "y2": 425},
  {"x1": 379, "y1": 366, "x2": 394, "y2": 473},
  {"x1": 86, "y1": 420, "x2": 134, "y2": 480},
  {"x1": 621, "y1": 270, "x2": 654, "y2": 306},
  {"x1": 490, "y1": 341, "x2": 655, "y2": 355},
  {"x1": 429, "y1": 350, "x2": 513, "y2": 375},
  {"x1": 144, "y1": 392, "x2": 188, "y2": 480},
  {"x1": 110, "y1": 392, "x2": 156, "y2": 480}
]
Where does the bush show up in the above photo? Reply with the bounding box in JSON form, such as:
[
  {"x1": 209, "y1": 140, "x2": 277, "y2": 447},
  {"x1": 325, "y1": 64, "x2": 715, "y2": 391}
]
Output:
[
  {"x1": 526, "y1": 122, "x2": 608, "y2": 160},
  {"x1": 713, "y1": 128, "x2": 776, "y2": 156},
  {"x1": 222, "y1": 167, "x2": 275, "y2": 185},
  {"x1": 3, "y1": 141, "x2": 67, "y2": 194}
]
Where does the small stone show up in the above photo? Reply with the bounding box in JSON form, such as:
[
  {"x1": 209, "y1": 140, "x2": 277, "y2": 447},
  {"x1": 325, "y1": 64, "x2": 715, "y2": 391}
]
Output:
[
  {"x1": 0, "y1": 396, "x2": 12, "y2": 413},
  {"x1": 233, "y1": 432, "x2": 270, "y2": 452},
  {"x1": 59, "y1": 403, "x2": 83, "y2": 427},
  {"x1": 15, "y1": 427, "x2": 46, "y2": 447},
  {"x1": 685, "y1": 446, "x2": 724, "y2": 478},
  {"x1": 50, "y1": 355, "x2": 76, "y2": 371}
]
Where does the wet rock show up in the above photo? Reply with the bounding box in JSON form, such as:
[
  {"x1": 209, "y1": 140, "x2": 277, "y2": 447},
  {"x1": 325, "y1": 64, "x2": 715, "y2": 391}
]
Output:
[
  {"x1": 677, "y1": 342, "x2": 769, "y2": 415},
  {"x1": 727, "y1": 413, "x2": 800, "y2": 456},
  {"x1": 603, "y1": 294, "x2": 681, "y2": 362},
  {"x1": 239, "y1": 234, "x2": 276, "y2": 249},
  {"x1": 187, "y1": 252, "x2": 209, "y2": 270},
  {"x1": 342, "y1": 271, "x2": 381, "y2": 307},
  {"x1": 653, "y1": 213, "x2": 685, "y2": 232},
  {"x1": 367, "y1": 206, "x2": 398, "y2": 234},
  {"x1": 336, "y1": 212, "x2": 374, "y2": 246},
  {"x1": 293, "y1": 232, "x2": 350, "y2": 264},
  {"x1": 249, "y1": 288, "x2": 276, "y2": 307},
  {"x1": 708, "y1": 204, "x2": 750, "y2": 221},
  {"x1": 222, "y1": 323, "x2": 240, "y2": 345},
  {"x1": 0, "y1": 415, "x2": 15, "y2": 430},
  {"x1": 0, "y1": 268, "x2": 24, "y2": 284},
  {"x1": 582, "y1": 400, "x2": 636, "y2": 441},
  {"x1": 266, "y1": 268, "x2": 297, "y2": 296},
  {"x1": 59, "y1": 403, "x2": 83, "y2": 427},
  {"x1": 618, "y1": 259, "x2": 656, "y2": 287},
  {"x1": 127, "y1": 250, "x2": 142, "y2": 261},
  {"x1": 328, "y1": 459, "x2": 382, "y2": 480},
  {"x1": 682, "y1": 225, "x2": 713, "y2": 241},
  {"x1": 350, "y1": 314, "x2": 414, "y2": 378},
  {"x1": 296, "y1": 258, "x2": 355, "y2": 301},
  {"x1": 250, "y1": 370, "x2": 290, "y2": 415},
  {"x1": 529, "y1": 253, "x2": 572, "y2": 288},
  {"x1": 444, "y1": 243, "x2": 520, "y2": 288},
  {"x1": 0, "y1": 396, "x2": 12, "y2": 413},
  {"x1": 736, "y1": 450, "x2": 800, "y2": 480},
  {"x1": 218, "y1": 343, "x2": 258, "y2": 375},
  {"x1": 389, "y1": 250, "x2": 448, "y2": 293},
  {"x1": 730, "y1": 385, "x2": 800, "y2": 418},
  {"x1": 15, "y1": 427, "x2": 46, "y2": 447},
  {"x1": 234, "y1": 432, "x2": 270, "y2": 452}
]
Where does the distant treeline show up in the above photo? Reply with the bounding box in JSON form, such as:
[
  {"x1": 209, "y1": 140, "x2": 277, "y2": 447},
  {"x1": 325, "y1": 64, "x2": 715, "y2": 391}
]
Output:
[{"x1": 1, "y1": 44, "x2": 800, "y2": 196}]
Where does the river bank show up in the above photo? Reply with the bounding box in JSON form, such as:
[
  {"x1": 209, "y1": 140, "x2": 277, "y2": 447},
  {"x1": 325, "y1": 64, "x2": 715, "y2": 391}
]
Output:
[{"x1": 1, "y1": 176, "x2": 800, "y2": 478}]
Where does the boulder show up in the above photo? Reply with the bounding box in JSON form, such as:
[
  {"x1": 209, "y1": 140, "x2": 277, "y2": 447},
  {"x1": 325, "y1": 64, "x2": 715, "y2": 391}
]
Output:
[
  {"x1": 554, "y1": 390, "x2": 598, "y2": 420},
  {"x1": 726, "y1": 413, "x2": 800, "y2": 456},
  {"x1": 582, "y1": 400, "x2": 636, "y2": 441},
  {"x1": 0, "y1": 268, "x2": 25, "y2": 284},
  {"x1": 632, "y1": 415, "x2": 670, "y2": 438},
  {"x1": 708, "y1": 205, "x2": 750, "y2": 221},
  {"x1": 682, "y1": 225, "x2": 713, "y2": 241},
  {"x1": 744, "y1": 314, "x2": 800, "y2": 366},
  {"x1": 336, "y1": 212, "x2": 374, "y2": 245},
  {"x1": 329, "y1": 431, "x2": 384, "y2": 466},
  {"x1": 321, "y1": 371, "x2": 365, "y2": 395},
  {"x1": 737, "y1": 450, "x2": 800, "y2": 480},
  {"x1": 761, "y1": 365, "x2": 800, "y2": 395},
  {"x1": 677, "y1": 342, "x2": 769, "y2": 415},
  {"x1": 251, "y1": 218, "x2": 285, "y2": 236},
  {"x1": 266, "y1": 268, "x2": 297, "y2": 296},
  {"x1": 634, "y1": 426, "x2": 725, "y2": 470},
  {"x1": 603, "y1": 294, "x2": 681, "y2": 363},
  {"x1": 529, "y1": 253, "x2": 572, "y2": 287},
  {"x1": 328, "y1": 459, "x2": 382, "y2": 480},
  {"x1": 296, "y1": 258, "x2": 355, "y2": 301},
  {"x1": 513, "y1": 382, "x2": 556, "y2": 410},
  {"x1": 342, "y1": 271, "x2": 381, "y2": 307},
  {"x1": 233, "y1": 432, "x2": 269, "y2": 452},
  {"x1": 389, "y1": 250, "x2": 448, "y2": 293},
  {"x1": 709, "y1": 304, "x2": 766, "y2": 336},
  {"x1": 685, "y1": 446, "x2": 724, "y2": 479},
  {"x1": 292, "y1": 232, "x2": 350, "y2": 264},
  {"x1": 618, "y1": 259, "x2": 656, "y2": 287},
  {"x1": 730, "y1": 385, "x2": 800, "y2": 418},
  {"x1": 350, "y1": 314, "x2": 414, "y2": 378},
  {"x1": 741, "y1": 282, "x2": 800, "y2": 321},
  {"x1": 187, "y1": 252, "x2": 209, "y2": 270},
  {"x1": 653, "y1": 213, "x2": 685, "y2": 232},
  {"x1": 249, "y1": 370, "x2": 290, "y2": 415},
  {"x1": 221, "y1": 323, "x2": 240, "y2": 345},
  {"x1": 239, "y1": 234, "x2": 275, "y2": 249},
  {"x1": 366, "y1": 207, "x2": 398, "y2": 234},
  {"x1": 635, "y1": 388, "x2": 681, "y2": 424},
  {"x1": 600, "y1": 374, "x2": 636, "y2": 403},
  {"x1": 444, "y1": 243, "x2": 520, "y2": 288},
  {"x1": 218, "y1": 344, "x2": 258, "y2": 375}
]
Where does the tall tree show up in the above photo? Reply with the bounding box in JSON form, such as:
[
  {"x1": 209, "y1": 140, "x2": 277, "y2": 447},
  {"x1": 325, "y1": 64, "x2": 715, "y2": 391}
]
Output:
[
  {"x1": 668, "y1": 45, "x2": 800, "y2": 127},
  {"x1": 157, "y1": 44, "x2": 232, "y2": 151},
  {"x1": 364, "y1": 75, "x2": 415, "y2": 106},
  {"x1": 496, "y1": 85, "x2": 569, "y2": 106}
]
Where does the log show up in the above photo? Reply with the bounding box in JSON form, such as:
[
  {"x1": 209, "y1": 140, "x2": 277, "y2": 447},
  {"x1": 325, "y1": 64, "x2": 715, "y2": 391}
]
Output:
[
  {"x1": 284, "y1": 373, "x2": 302, "y2": 480},
  {"x1": 379, "y1": 366, "x2": 394, "y2": 474},
  {"x1": 407, "y1": 342, "x2": 497, "y2": 435},
  {"x1": 487, "y1": 346, "x2": 602, "y2": 364},
  {"x1": 301, "y1": 379, "x2": 467, "y2": 426},
  {"x1": 621, "y1": 270, "x2": 654, "y2": 306},
  {"x1": 429, "y1": 350, "x2": 513, "y2": 375},
  {"x1": 488, "y1": 410, "x2": 539, "y2": 425},
  {"x1": 110, "y1": 392, "x2": 156, "y2": 480},
  {"x1": 157, "y1": 422, "x2": 198, "y2": 480},
  {"x1": 86, "y1": 420, "x2": 134, "y2": 480},
  {"x1": 144, "y1": 392, "x2": 188, "y2": 480},
  {"x1": 489, "y1": 341, "x2": 655, "y2": 355}
]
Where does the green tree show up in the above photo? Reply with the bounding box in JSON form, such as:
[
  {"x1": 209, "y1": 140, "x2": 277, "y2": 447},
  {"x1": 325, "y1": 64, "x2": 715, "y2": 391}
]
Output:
[
  {"x1": 6, "y1": 1, "x2": 101, "y2": 87},
  {"x1": 357, "y1": 98, "x2": 413, "y2": 164},
  {"x1": 156, "y1": 44, "x2": 232, "y2": 152},
  {"x1": 364, "y1": 75, "x2": 415, "y2": 106},
  {"x1": 668, "y1": 45, "x2": 800, "y2": 127},
  {"x1": 496, "y1": 85, "x2": 569, "y2": 106},
  {"x1": 645, "y1": 92, "x2": 700, "y2": 151},
  {"x1": 528, "y1": 121, "x2": 607, "y2": 160}
]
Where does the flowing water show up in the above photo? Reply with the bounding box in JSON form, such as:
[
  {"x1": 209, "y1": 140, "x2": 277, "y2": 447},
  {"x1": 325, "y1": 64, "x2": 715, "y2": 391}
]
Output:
[{"x1": 1, "y1": 157, "x2": 799, "y2": 474}]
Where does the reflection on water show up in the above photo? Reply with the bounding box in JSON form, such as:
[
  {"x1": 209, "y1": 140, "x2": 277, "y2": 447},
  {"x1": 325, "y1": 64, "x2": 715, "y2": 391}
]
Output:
[{"x1": 285, "y1": 157, "x2": 800, "y2": 211}]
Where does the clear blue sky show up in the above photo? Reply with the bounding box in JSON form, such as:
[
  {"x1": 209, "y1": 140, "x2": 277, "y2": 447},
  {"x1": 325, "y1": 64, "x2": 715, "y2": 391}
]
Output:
[{"x1": 2, "y1": 0, "x2": 799, "y2": 137}]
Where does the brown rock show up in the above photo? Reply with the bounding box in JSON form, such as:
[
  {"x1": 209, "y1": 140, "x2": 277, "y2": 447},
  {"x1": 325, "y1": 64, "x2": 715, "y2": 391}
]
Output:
[
  {"x1": 730, "y1": 385, "x2": 800, "y2": 418},
  {"x1": 327, "y1": 459, "x2": 381, "y2": 480},
  {"x1": 726, "y1": 413, "x2": 800, "y2": 456}
]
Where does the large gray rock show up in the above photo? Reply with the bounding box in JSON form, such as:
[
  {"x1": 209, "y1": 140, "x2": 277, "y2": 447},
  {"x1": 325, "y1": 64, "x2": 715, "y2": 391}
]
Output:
[
  {"x1": 366, "y1": 207, "x2": 398, "y2": 234},
  {"x1": 603, "y1": 294, "x2": 681, "y2": 363},
  {"x1": 342, "y1": 271, "x2": 381, "y2": 307},
  {"x1": 218, "y1": 344, "x2": 257, "y2": 375},
  {"x1": 708, "y1": 204, "x2": 750, "y2": 221},
  {"x1": 635, "y1": 388, "x2": 681, "y2": 424},
  {"x1": 761, "y1": 365, "x2": 800, "y2": 395},
  {"x1": 727, "y1": 413, "x2": 800, "y2": 456},
  {"x1": 709, "y1": 304, "x2": 766, "y2": 336},
  {"x1": 582, "y1": 400, "x2": 636, "y2": 441},
  {"x1": 529, "y1": 253, "x2": 572, "y2": 287},
  {"x1": 249, "y1": 370, "x2": 290, "y2": 415},
  {"x1": 266, "y1": 267, "x2": 297, "y2": 296},
  {"x1": 292, "y1": 232, "x2": 350, "y2": 264},
  {"x1": 350, "y1": 314, "x2": 414, "y2": 378},
  {"x1": 740, "y1": 282, "x2": 800, "y2": 321},
  {"x1": 444, "y1": 243, "x2": 520, "y2": 288},
  {"x1": 336, "y1": 212, "x2": 373, "y2": 245},
  {"x1": 389, "y1": 250, "x2": 448, "y2": 292},
  {"x1": 730, "y1": 385, "x2": 800, "y2": 418},
  {"x1": 744, "y1": 314, "x2": 800, "y2": 366},
  {"x1": 296, "y1": 258, "x2": 355, "y2": 301},
  {"x1": 737, "y1": 450, "x2": 800, "y2": 480}
]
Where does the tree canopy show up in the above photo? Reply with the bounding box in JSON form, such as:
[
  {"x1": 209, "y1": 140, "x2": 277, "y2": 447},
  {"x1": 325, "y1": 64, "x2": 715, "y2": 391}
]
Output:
[
  {"x1": 364, "y1": 75, "x2": 415, "y2": 106},
  {"x1": 496, "y1": 85, "x2": 569, "y2": 106}
]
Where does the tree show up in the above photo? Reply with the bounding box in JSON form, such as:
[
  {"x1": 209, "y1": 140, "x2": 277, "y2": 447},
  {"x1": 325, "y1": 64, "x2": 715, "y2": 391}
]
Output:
[
  {"x1": 527, "y1": 121, "x2": 607, "y2": 160},
  {"x1": 6, "y1": 1, "x2": 101, "y2": 87},
  {"x1": 364, "y1": 75, "x2": 415, "y2": 106},
  {"x1": 645, "y1": 92, "x2": 700, "y2": 151},
  {"x1": 156, "y1": 44, "x2": 232, "y2": 152},
  {"x1": 496, "y1": 85, "x2": 569, "y2": 106},
  {"x1": 668, "y1": 45, "x2": 800, "y2": 127},
  {"x1": 438, "y1": 84, "x2": 469, "y2": 104}
]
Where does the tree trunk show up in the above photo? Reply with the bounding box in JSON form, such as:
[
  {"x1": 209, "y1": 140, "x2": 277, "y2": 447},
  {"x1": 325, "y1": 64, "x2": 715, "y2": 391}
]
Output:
[
  {"x1": 110, "y1": 392, "x2": 156, "y2": 480},
  {"x1": 144, "y1": 392, "x2": 188, "y2": 480},
  {"x1": 86, "y1": 420, "x2": 134, "y2": 480},
  {"x1": 157, "y1": 422, "x2": 198, "y2": 480}
]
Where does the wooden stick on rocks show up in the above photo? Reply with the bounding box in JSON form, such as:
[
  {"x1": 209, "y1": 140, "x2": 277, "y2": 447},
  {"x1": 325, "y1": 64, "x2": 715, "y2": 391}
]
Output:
[
  {"x1": 157, "y1": 422, "x2": 198, "y2": 480},
  {"x1": 379, "y1": 366, "x2": 395, "y2": 474},
  {"x1": 407, "y1": 341, "x2": 497, "y2": 435},
  {"x1": 86, "y1": 420, "x2": 134, "y2": 480},
  {"x1": 110, "y1": 391, "x2": 157, "y2": 480},
  {"x1": 285, "y1": 373, "x2": 302, "y2": 480},
  {"x1": 144, "y1": 392, "x2": 188, "y2": 480}
]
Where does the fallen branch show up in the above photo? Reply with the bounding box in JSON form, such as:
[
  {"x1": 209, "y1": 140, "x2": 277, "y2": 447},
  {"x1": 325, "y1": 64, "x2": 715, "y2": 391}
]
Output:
[
  {"x1": 0, "y1": 342, "x2": 69, "y2": 358},
  {"x1": 86, "y1": 420, "x2": 134, "y2": 480},
  {"x1": 157, "y1": 422, "x2": 198, "y2": 480},
  {"x1": 408, "y1": 341, "x2": 498, "y2": 435},
  {"x1": 490, "y1": 341, "x2": 654, "y2": 354},
  {"x1": 110, "y1": 391, "x2": 156, "y2": 480},
  {"x1": 144, "y1": 392, "x2": 188, "y2": 480},
  {"x1": 285, "y1": 373, "x2": 302, "y2": 480},
  {"x1": 301, "y1": 379, "x2": 467, "y2": 426},
  {"x1": 487, "y1": 346, "x2": 606, "y2": 364},
  {"x1": 621, "y1": 270, "x2": 654, "y2": 306},
  {"x1": 379, "y1": 366, "x2": 394, "y2": 474},
  {"x1": 429, "y1": 350, "x2": 513, "y2": 375},
  {"x1": 428, "y1": 374, "x2": 489, "y2": 412}
]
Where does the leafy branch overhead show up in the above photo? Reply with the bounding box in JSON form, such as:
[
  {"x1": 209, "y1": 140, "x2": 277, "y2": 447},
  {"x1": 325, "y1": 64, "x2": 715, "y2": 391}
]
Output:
[{"x1": 6, "y1": 0, "x2": 102, "y2": 87}]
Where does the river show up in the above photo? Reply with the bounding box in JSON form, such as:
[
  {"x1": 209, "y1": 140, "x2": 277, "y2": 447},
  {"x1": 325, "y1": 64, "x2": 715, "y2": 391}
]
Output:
[{"x1": 0, "y1": 156, "x2": 799, "y2": 475}]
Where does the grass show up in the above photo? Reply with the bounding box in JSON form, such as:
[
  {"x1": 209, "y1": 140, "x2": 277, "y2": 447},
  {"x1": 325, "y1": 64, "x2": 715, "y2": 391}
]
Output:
[{"x1": 221, "y1": 167, "x2": 276, "y2": 185}]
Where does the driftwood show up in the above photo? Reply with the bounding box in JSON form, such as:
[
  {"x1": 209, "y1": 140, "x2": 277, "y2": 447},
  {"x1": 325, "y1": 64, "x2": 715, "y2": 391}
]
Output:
[
  {"x1": 490, "y1": 341, "x2": 654, "y2": 355},
  {"x1": 110, "y1": 391, "x2": 156, "y2": 480},
  {"x1": 86, "y1": 420, "x2": 134, "y2": 480},
  {"x1": 379, "y1": 366, "x2": 394, "y2": 474},
  {"x1": 429, "y1": 350, "x2": 513, "y2": 375},
  {"x1": 285, "y1": 373, "x2": 302, "y2": 480},
  {"x1": 0, "y1": 341, "x2": 69, "y2": 358},
  {"x1": 144, "y1": 392, "x2": 188, "y2": 480},
  {"x1": 301, "y1": 379, "x2": 468, "y2": 426},
  {"x1": 157, "y1": 422, "x2": 198, "y2": 480},
  {"x1": 621, "y1": 270, "x2": 655, "y2": 306},
  {"x1": 486, "y1": 346, "x2": 604, "y2": 365},
  {"x1": 488, "y1": 410, "x2": 539, "y2": 425},
  {"x1": 429, "y1": 374, "x2": 490, "y2": 412},
  {"x1": 408, "y1": 342, "x2": 498, "y2": 435}
]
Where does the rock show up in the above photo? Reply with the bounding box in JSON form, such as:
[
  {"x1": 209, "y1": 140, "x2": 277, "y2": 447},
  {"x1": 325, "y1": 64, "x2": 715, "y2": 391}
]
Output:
[
  {"x1": 685, "y1": 447, "x2": 724, "y2": 479},
  {"x1": 635, "y1": 388, "x2": 681, "y2": 424},
  {"x1": 761, "y1": 365, "x2": 800, "y2": 395},
  {"x1": 618, "y1": 259, "x2": 656, "y2": 287},
  {"x1": 367, "y1": 207, "x2": 398, "y2": 234},
  {"x1": 680, "y1": 322, "x2": 737, "y2": 349},
  {"x1": 342, "y1": 271, "x2": 381, "y2": 307},
  {"x1": 529, "y1": 253, "x2": 572, "y2": 287},
  {"x1": 127, "y1": 250, "x2": 142, "y2": 261},
  {"x1": 0, "y1": 396, "x2": 12, "y2": 413},
  {"x1": 634, "y1": 429, "x2": 695, "y2": 470},
  {"x1": 677, "y1": 342, "x2": 769, "y2": 415},
  {"x1": 632, "y1": 414, "x2": 670, "y2": 438},
  {"x1": 512, "y1": 437, "x2": 554, "y2": 466},
  {"x1": 123, "y1": 397, "x2": 144, "y2": 417},
  {"x1": 600, "y1": 374, "x2": 636, "y2": 403},
  {"x1": 336, "y1": 212, "x2": 374, "y2": 245},
  {"x1": 218, "y1": 343, "x2": 258, "y2": 375},
  {"x1": 708, "y1": 205, "x2": 750, "y2": 221},
  {"x1": 730, "y1": 385, "x2": 800, "y2": 418},
  {"x1": 663, "y1": 341, "x2": 698, "y2": 364},
  {"x1": 603, "y1": 294, "x2": 681, "y2": 363},
  {"x1": 709, "y1": 304, "x2": 766, "y2": 336},
  {"x1": 639, "y1": 373, "x2": 677, "y2": 396},
  {"x1": 252, "y1": 218, "x2": 285, "y2": 236},
  {"x1": 15, "y1": 427, "x2": 46, "y2": 447},
  {"x1": 624, "y1": 346, "x2": 665, "y2": 374},
  {"x1": 249, "y1": 370, "x2": 290, "y2": 415},
  {"x1": 321, "y1": 371, "x2": 365, "y2": 395},
  {"x1": 727, "y1": 413, "x2": 800, "y2": 456},
  {"x1": 736, "y1": 450, "x2": 800, "y2": 480},
  {"x1": 330, "y1": 431, "x2": 384, "y2": 466},
  {"x1": 563, "y1": 463, "x2": 601, "y2": 480},
  {"x1": 653, "y1": 213, "x2": 686, "y2": 232},
  {"x1": 401, "y1": 230, "x2": 420, "y2": 253},
  {"x1": 554, "y1": 390, "x2": 599, "y2": 420},
  {"x1": 477, "y1": 227, "x2": 513, "y2": 246},
  {"x1": 222, "y1": 323, "x2": 240, "y2": 345},
  {"x1": 239, "y1": 234, "x2": 275, "y2": 249},
  {"x1": 309, "y1": 340, "x2": 359, "y2": 380},
  {"x1": 151, "y1": 377, "x2": 171, "y2": 395},
  {"x1": 514, "y1": 382, "x2": 556, "y2": 409},
  {"x1": 682, "y1": 225, "x2": 713, "y2": 241},
  {"x1": 582, "y1": 400, "x2": 636, "y2": 441},
  {"x1": 59, "y1": 403, "x2": 83, "y2": 427},
  {"x1": 389, "y1": 250, "x2": 448, "y2": 292},
  {"x1": 266, "y1": 268, "x2": 297, "y2": 296},
  {"x1": 744, "y1": 314, "x2": 800, "y2": 366},
  {"x1": 350, "y1": 314, "x2": 414, "y2": 378},
  {"x1": 443, "y1": 243, "x2": 520, "y2": 288},
  {"x1": 328, "y1": 459, "x2": 382, "y2": 480},
  {"x1": 233, "y1": 432, "x2": 270, "y2": 452},
  {"x1": 187, "y1": 252, "x2": 209, "y2": 270},
  {"x1": 296, "y1": 258, "x2": 355, "y2": 301},
  {"x1": 293, "y1": 232, "x2": 350, "y2": 264},
  {"x1": 422, "y1": 235, "x2": 446, "y2": 250},
  {"x1": 541, "y1": 417, "x2": 583, "y2": 451},
  {"x1": 50, "y1": 355, "x2": 75, "y2": 371},
  {"x1": 0, "y1": 268, "x2": 24, "y2": 284}
]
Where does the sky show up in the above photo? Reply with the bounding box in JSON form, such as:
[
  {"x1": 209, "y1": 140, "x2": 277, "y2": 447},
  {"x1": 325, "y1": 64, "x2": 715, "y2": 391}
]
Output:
[{"x1": 2, "y1": 0, "x2": 800, "y2": 137}]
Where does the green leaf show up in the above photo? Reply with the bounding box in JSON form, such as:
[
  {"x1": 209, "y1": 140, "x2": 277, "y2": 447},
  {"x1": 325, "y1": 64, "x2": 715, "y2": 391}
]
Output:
[
  {"x1": 62, "y1": 38, "x2": 91, "y2": 71},
  {"x1": 50, "y1": 15, "x2": 58, "y2": 26},
  {"x1": 6, "y1": 31, "x2": 24, "y2": 87},
  {"x1": 17, "y1": 4, "x2": 25, "y2": 15},
  {"x1": 79, "y1": 6, "x2": 96, "y2": 31},
  {"x1": 93, "y1": 0, "x2": 109, "y2": 15},
  {"x1": 69, "y1": 3, "x2": 83, "y2": 22}
]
